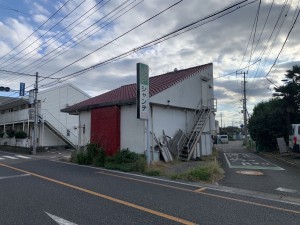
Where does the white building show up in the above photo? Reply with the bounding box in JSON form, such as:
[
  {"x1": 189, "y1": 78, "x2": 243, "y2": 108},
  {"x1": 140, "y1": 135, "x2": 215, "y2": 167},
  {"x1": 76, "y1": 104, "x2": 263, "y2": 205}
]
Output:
[
  {"x1": 0, "y1": 83, "x2": 90, "y2": 149},
  {"x1": 63, "y1": 63, "x2": 217, "y2": 161}
]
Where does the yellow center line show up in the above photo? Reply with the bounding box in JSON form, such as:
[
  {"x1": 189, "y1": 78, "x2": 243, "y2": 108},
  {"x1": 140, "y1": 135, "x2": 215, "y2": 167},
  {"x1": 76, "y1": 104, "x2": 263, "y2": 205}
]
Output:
[
  {"x1": 0, "y1": 163, "x2": 196, "y2": 225},
  {"x1": 96, "y1": 171, "x2": 300, "y2": 215}
]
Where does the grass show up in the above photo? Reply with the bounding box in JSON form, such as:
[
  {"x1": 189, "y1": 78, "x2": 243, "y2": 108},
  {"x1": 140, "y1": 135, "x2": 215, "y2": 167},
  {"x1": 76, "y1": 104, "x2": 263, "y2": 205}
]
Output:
[
  {"x1": 170, "y1": 160, "x2": 224, "y2": 183},
  {"x1": 143, "y1": 148, "x2": 224, "y2": 183},
  {"x1": 71, "y1": 146, "x2": 147, "y2": 173}
]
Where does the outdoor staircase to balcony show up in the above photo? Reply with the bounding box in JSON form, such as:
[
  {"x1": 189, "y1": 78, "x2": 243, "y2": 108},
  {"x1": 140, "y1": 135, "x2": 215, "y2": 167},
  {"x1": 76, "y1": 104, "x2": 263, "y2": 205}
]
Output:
[
  {"x1": 44, "y1": 120, "x2": 76, "y2": 149},
  {"x1": 178, "y1": 107, "x2": 212, "y2": 161}
]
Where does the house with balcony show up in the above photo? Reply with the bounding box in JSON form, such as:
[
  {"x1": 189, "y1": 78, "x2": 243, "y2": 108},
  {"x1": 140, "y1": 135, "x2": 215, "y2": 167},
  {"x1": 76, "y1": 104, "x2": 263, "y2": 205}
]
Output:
[
  {"x1": 62, "y1": 63, "x2": 217, "y2": 161},
  {"x1": 0, "y1": 83, "x2": 90, "y2": 149}
]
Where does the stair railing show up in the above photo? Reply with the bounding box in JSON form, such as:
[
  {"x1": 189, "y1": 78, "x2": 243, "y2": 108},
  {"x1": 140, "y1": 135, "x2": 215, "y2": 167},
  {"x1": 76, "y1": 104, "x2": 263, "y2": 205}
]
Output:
[
  {"x1": 41, "y1": 109, "x2": 77, "y2": 147},
  {"x1": 186, "y1": 108, "x2": 211, "y2": 160}
]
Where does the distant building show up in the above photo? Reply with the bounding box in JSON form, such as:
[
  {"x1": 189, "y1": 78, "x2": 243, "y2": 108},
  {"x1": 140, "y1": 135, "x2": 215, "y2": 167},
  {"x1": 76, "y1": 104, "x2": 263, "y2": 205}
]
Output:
[
  {"x1": 63, "y1": 63, "x2": 217, "y2": 161},
  {"x1": 0, "y1": 84, "x2": 90, "y2": 148}
]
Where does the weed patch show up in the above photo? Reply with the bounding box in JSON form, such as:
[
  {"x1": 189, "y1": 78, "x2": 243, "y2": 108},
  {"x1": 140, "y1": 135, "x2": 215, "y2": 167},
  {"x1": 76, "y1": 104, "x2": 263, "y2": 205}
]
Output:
[
  {"x1": 171, "y1": 161, "x2": 224, "y2": 183},
  {"x1": 71, "y1": 145, "x2": 146, "y2": 173}
]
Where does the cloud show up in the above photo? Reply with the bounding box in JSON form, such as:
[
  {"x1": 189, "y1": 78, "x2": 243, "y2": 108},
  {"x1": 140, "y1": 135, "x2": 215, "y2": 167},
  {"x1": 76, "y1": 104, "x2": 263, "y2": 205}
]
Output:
[{"x1": 1, "y1": 0, "x2": 300, "y2": 127}]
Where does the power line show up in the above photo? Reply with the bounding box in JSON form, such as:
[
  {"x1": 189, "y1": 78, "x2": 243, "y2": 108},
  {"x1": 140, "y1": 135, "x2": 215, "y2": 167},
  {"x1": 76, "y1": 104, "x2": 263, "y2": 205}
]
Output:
[
  {"x1": 5, "y1": 1, "x2": 135, "y2": 90},
  {"x1": 2, "y1": 0, "x2": 111, "y2": 84},
  {"x1": 0, "y1": 3, "x2": 30, "y2": 15},
  {"x1": 0, "y1": 0, "x2": 72, "y2": 63},
  {"x1": 21, "y1": 0, "x2": 139, "y2": 74},
  {"x1": 245, "y1": 0, "x2": 291, "y2": 93},
  {"x1": 40, "y1": 0, "x2": 259, "y2": 88},
  {"x1": 247, "y1": 0, "x2": 261, "y2": 70},
  {"x1": 6, "y1": 0, "x2": 108, "y2": 73},
  {"x1": 40, "y1": 0, "x2": 184, "y2": 82},
  {"x1": 265, "y1": 8, "x2": 300, "y2": 78},
  {"x1": 0, "y1": 0, "x2": 87, "y2": 69}
]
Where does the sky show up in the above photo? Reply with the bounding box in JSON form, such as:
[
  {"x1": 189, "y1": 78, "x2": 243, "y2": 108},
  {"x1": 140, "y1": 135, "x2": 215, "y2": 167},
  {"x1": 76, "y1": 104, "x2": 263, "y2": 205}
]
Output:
[{"x1": 0, "y1": 0, "x2": 299, "y2": 127}]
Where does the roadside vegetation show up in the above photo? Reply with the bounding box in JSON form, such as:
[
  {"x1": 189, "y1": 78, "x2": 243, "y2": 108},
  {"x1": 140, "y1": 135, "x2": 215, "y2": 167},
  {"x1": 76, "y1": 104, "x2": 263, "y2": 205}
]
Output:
[
  {"x1": 142, "y1": 148, "x2": 224, "y2": 183},
  {"x1": 71, "y1": 144, "x2": 146, "y2": 173},
  {"x1": 71, "y1": 144, "x2": 224, "y2": 183},
  {"x1": 248, "y1": 65, "x2": 300, "y2": 151},
  {"x1": 170, "y1": 160, "x2": 224, "y2": 183}
]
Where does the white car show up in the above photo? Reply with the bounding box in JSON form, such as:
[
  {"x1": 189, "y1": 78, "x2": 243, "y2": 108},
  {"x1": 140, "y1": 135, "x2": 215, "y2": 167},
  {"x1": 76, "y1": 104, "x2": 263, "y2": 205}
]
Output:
[
  {"x1": 220, "y1": 135, "x2": 228, "y2": 144},
  {"x1": 289, "y1": 124, "x2": 300, "y2": 152}
]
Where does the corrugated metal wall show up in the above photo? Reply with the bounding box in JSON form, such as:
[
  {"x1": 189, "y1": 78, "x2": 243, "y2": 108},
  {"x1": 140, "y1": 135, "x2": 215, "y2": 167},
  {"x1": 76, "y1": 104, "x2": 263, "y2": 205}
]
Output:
[{"x1": 91, "y1": 106, "x2": 120, "y2": 156}]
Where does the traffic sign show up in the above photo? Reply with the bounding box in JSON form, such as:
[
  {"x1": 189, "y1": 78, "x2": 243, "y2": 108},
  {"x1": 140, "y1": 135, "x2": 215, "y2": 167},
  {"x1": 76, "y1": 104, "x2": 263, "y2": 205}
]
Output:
[{"x1": 20, "y1": 82, "x2": 25, "y2": 96}]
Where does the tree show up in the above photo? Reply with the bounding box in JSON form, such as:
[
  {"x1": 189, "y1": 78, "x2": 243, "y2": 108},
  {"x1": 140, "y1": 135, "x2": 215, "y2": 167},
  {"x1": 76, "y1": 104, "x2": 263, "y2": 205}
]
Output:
[
  {"x1": 273, "y1": 65, "x2": 300, "y2": 124},
  {"x1": 248, "y1": 98, "x2": 287, "y2": 151}
]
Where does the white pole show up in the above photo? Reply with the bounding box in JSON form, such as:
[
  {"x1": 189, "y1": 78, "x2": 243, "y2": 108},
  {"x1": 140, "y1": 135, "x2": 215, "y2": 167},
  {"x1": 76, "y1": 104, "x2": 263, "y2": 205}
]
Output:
[
  {"x1": 32, "y1": 72, "x2": 38, "y2": 155},
  {"x1": 147, "y1": 106, "x2": 151, "y2": 165}
]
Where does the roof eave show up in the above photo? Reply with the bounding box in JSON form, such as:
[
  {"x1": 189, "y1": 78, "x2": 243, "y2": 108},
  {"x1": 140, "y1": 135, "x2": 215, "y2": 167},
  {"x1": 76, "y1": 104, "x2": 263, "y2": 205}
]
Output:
[{"x1": 61, "y1": 98, "x2": 136, "y2": 114}]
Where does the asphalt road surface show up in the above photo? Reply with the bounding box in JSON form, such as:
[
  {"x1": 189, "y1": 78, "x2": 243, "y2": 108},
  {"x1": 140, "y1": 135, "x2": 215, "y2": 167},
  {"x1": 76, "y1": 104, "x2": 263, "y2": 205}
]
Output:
[
  {"x1": 217, "y1": 141, "x2": 300, "y2": 199},
  {"x1": 0, "y1": 150, "x2": 299, "y2": 225}
]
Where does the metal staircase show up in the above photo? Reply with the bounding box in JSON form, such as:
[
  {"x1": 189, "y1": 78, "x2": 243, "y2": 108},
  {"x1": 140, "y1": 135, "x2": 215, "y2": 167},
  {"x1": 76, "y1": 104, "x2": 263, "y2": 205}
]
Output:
[{"x1": 178, "y1": 107, "x2": 212, "y2": 161}]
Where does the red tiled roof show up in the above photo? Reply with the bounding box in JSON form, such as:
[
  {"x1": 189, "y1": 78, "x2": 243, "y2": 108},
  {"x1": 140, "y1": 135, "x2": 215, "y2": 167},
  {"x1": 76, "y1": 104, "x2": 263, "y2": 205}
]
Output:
[{"x1": 62, "y1": 63, "x2": 212, "y2": 113}]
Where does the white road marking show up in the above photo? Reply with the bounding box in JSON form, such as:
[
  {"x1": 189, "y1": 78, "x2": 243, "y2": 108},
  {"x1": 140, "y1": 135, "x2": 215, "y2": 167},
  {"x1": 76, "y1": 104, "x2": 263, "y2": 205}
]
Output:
[
  {"x1": 0, "y1": 174, "x2": 30, "y2": 180},
  {"x1": 15, "y1": 155, "x2": 31, "y2": 159},
  {"x1": 0, "y1": 157, "x2": 4, "y2": 160},
  {"x1": 3, "y1": 156, "x2": 18, "y2": 159},
  {"x1": 45, "y1": 212, "x2": 78, "y2": 225},
  {"x1": 53, "y1": 160, "x2": 300, "y2": 206},
  {"x1": 276, "y1": 187, "x2": 299, "y2": 194}
]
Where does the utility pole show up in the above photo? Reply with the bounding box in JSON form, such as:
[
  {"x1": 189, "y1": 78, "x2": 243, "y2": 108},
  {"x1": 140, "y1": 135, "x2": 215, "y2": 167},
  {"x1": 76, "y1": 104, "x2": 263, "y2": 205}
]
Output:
[
  {"x1": 220, "y1": 112, "x2": 223, "y2": 128},
  {"x1": 32, "y1": 72, "x2": 38, "y2": 155},
  {"x1": 237, "y1": 71, "x2": 248, "y2": 145}
]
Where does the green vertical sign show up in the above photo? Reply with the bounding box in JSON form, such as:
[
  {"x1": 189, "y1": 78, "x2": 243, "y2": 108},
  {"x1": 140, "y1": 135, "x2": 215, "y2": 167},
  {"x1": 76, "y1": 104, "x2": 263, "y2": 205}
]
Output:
[{"x1": 137, "y1": 63, "x2": 149, "y2": 120}]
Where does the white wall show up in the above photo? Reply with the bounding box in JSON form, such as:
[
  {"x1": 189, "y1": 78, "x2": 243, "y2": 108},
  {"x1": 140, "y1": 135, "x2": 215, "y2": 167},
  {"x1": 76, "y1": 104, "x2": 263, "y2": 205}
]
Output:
[
  {"x1": 120, "y1": 65, "x2": 215, "y2": 157},
  {"x1": 200, "y1": 134, "x2": 212, "y2": 156},
  {"x1": 121, "y1": 104, "x2": 196, "y2": 155},
  {"x1": 40, "y1": 125, "x2": 66, "y2": 147},
  {"x1": 150, "y1": 66, "x2": 214, "y2": 109},
  {"x1": 120, "y1": 105, "x2": 145, "y2": 154},
  {"x1": 39, "y1": 84, "x2": 90, "y2": 147},
  {"x1": 151, "y1": 105, "x2": 188, "y2": 139},
  {"x1": 78, "y1": 111, "x2": 91, "y2": 147}
]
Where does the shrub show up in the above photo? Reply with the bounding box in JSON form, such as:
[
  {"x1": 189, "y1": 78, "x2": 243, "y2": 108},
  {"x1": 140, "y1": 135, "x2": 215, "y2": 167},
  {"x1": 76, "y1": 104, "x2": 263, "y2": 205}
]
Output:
[
  {"x1": 103, "y1": 149, "x2": 146, "y2": 172},
  {"x1": 77, "y1": 151, "x2": 88, "y2": 165},
  {"x1": 6, "y1": 129, "x2": 15, "y2": 138},
  {"x1": 70, "y1": 151, "x2": 78, "y2": 163},
  {"x1": 92, "y1": 148, "x2": 106, "y2": 167},
  {"x1": 85, "y1": 143, "x2": 98, "y2": 164},
  {"x1": 113, "y1": 149, "x2": 140, "y2": 164},
  {"x1": 134, "y1": 155, "x2": 147, "y2": 172},
  {"x1": 71, "y1": 145, "x2": 146, "y2": 173},
  {"x1": 171, "y1": 161, "x2": 224, "y2": 183},
  {"x1": 15, "y1": 131, "x2": 28, "y2": 139}
]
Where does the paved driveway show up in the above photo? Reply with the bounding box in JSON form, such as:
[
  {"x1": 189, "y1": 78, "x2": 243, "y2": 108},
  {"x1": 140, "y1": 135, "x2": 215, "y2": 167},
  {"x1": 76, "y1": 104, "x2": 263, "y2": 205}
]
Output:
[{"x1": 216, "y1": 141, "x2": 300, "y2": 199}]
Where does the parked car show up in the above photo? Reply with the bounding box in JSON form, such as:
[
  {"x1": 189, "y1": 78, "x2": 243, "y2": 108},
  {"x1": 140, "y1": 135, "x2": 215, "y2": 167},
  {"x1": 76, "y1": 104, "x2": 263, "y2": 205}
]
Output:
[
  {"x1": 289, "y1": 124, "x2": 300, "y2": 152},
  {"x1": 220, "y1": 135, "x2": 228, "y2": 144}
]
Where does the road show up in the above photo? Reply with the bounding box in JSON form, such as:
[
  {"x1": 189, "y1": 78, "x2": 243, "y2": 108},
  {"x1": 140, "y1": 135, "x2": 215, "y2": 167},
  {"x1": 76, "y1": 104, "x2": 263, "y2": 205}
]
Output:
[
  {"x1": 0, "y1": 150, "x2": 300, "y2": 225},
  {"x1": 217, "y1": 141, "x2": 300, "y2": 199}
]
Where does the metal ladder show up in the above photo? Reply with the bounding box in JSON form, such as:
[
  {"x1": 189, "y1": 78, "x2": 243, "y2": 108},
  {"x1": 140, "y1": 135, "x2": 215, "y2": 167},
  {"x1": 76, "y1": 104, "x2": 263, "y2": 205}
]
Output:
[{"x1": 178, "y1": 108, "x2": 211, "y2": 161}]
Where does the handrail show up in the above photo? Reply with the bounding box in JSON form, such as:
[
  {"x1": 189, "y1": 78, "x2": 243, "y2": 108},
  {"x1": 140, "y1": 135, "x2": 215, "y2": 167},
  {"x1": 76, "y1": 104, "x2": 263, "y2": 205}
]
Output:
[
  {"x1": 41, "y1": 109, "x2": 77, "y2": 146},
  {"x1": 187, "y1": 109, "x2": 211, "y2": 160}
]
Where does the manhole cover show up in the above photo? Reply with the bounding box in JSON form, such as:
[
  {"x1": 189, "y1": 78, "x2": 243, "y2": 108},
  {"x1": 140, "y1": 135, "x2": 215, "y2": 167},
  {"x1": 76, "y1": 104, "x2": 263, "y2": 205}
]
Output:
[{"x1": 236, "y1": 170, "x2": 264, "y2": 176}]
